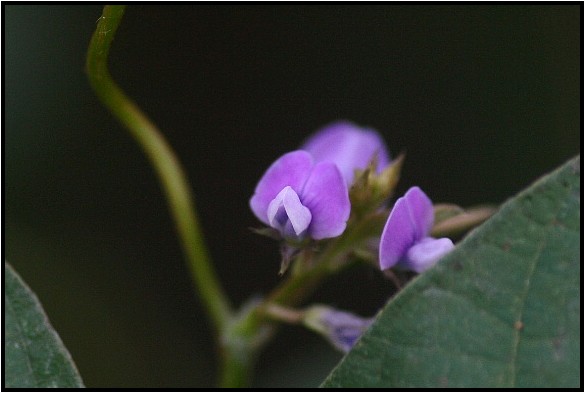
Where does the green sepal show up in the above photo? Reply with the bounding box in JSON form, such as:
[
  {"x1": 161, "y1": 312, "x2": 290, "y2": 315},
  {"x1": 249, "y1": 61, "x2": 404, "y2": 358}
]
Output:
[{"x1": 349, "y1": 154, "x2": 405, "y2": 217}]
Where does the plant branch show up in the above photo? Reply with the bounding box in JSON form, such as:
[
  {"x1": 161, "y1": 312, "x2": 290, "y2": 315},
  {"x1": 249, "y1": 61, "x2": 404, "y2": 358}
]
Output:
[{"x1": 85, "y1": 5, "x2": 232, "y2": 334}]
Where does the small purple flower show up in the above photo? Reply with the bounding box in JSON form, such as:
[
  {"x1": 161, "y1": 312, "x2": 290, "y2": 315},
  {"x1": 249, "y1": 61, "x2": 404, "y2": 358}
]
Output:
[
  {"x1": 300, "y1": 120, "x2": 391, "y2": 185},
  {"x1": 303, "y1": 305, "x2": 374, "y2": 353},
  {"x1": 250, "y1": 150, "x2": 350, "y2": 240},
  {"x1": 379, "y1": 186, "x2": 454, "y2": 273}
]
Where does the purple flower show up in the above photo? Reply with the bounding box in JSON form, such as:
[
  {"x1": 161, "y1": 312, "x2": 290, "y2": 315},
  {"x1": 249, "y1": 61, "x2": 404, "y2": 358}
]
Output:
[
  {"x1": 300, "y1": 120, "x2": 391, "y2": 185},
  {"x1": 303, "y1": 305, "x2": 374, "y2": 353},
  {"x1": 250, "y1": 150, "x2": 350, "y2": 240},
  {"x1": 379, "y1": 186, "x2": 454, "y2": 273}
]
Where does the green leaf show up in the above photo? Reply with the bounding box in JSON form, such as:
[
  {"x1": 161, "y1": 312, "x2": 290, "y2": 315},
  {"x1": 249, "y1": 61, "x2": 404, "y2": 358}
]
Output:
[
  {"x1": 322, "y1": 156, "x2": 580, "y2": 388},
  {"x1": 4, "y1": 261, "x2": 84, "y2": 388}
]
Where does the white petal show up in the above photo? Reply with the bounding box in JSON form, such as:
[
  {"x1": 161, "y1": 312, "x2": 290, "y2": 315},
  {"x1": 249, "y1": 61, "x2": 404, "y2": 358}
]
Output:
[
  {"x1": 403, "y1": 237, "x2": 454, "y2": 273},
  {"x1": 267, "y1": 186, "x2": 312, "y2": 237}
]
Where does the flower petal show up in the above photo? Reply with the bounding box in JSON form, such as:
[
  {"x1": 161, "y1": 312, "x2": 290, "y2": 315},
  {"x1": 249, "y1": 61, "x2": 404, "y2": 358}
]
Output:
[
  {"x1": 303, "y1": 305, "x2": 373, "y2": 353},
  {"x1": 401, "y1": 237, "x2": 454, "y2": 273},
  {"x1": 379, "y1": 195, "x2": 418, "y2": 270},
  {"x1": 250, "y1": 150, "x2": 313, "y2": 225},
  {"x1": 300, "y1": 120, "x2": 390, "y2": 185},
  {"x1": 300, "y1": 162, "x2": 350, "y2": 239},
  {"x1": 267, "y1": 186, "x2": 312, "y2": 237},
  {"x1": 378, "y1": 186, "x2": 436, "y2": 270},
  {"x1": 403, "y1": 186, "x2": 434, "y2": 240}
]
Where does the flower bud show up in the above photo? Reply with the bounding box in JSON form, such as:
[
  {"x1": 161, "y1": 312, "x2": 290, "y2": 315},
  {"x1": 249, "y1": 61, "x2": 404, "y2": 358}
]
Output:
[
  {"x1": 379, "y1": 186, "x2": 455, "y2": 272},
  {"x1": 302, "y1": 305, "x2": 374, "y2": 353}
]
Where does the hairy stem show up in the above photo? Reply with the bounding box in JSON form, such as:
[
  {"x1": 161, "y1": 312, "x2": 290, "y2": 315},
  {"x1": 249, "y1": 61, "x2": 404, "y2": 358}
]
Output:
[
  {"x1": 267, "y1": 211, "x2": 387, "y2": 307},
  {"x1": 223, "y1": 211, "x2": 387, "y2": 360}
]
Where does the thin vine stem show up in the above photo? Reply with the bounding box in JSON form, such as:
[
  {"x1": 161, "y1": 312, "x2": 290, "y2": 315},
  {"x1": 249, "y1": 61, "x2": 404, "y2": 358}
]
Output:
[
  {"x1": 86, "y1": 5, "x2": 232, "y2": 334},
  {"x1": 86, "y1": 7, "x2": 389, "y2": 388}
]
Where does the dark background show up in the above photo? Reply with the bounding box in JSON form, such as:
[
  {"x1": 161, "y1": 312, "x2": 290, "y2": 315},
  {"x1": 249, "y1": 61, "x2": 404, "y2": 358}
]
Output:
[{"x1": 4, "y1": 4, "x2": 580, "y2": 388}]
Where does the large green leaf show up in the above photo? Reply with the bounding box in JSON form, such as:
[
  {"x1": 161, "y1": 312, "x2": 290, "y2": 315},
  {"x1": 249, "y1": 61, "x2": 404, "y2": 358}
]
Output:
[
  {"x1": 4, "y1": 261, "x2": 84, "y2": 388},
  {"x1": 322, "y1": 156, "x2": 580, "y2": 388}
]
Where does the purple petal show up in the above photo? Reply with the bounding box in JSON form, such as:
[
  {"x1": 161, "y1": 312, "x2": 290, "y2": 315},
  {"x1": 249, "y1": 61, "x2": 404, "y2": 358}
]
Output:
[
  {"x1": 378, "y1": 186, "x2": 435, "y2": 270},
  {"x1": 303, "y1": 305, "x2": 373, "y2": 353},
  {"x1": 403, "y1": 186, "x2": 434, "y2": 240},
  {"x1": 300, "y1": 162, "x2": 350, "y2": 239},
  {"x1": 267, "y1": 186, "x2": 312, "y2": 237},
  {"x1": 324, "y1": 311, "x2": 374, "y2": 353},
  {"x1": 300, "y1": 120, "x2": 390, "y2": 185},
  {"x1": 401, "y1": 237, "x2": 454, "y2": 273},
  {"x1": 379, "y1": 195, "x2": 418, "y2": 270},
  {"x1": 250, "y1": 150, "x2": 313, "y2": 225},
  {"x1": 320, "y1": 309, "x2": 373, "y2": 353}
]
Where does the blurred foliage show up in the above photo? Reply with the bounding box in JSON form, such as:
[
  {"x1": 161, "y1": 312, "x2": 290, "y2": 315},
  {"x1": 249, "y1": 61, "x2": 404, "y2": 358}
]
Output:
[{"x1": 4, "y1": 5, "x2": 580, "y2": 387}]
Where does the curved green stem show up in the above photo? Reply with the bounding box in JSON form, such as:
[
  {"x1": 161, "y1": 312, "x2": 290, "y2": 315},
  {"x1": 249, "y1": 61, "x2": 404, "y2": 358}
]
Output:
[
  {"x1": 86, "y1": 7, "x2": 390, "y2": 388},
  {"x1": 86, "y1": 5, "x2": 232, "y2": 334}
]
